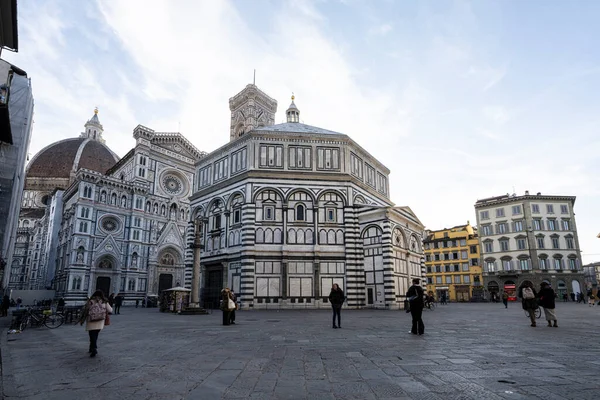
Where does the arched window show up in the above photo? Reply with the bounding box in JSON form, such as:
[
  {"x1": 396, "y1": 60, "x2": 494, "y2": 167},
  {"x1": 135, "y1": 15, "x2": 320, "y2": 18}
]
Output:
[
  {"x1": 83, "y1": 186, "x2": 92, "y2": 198},
  {"x1": 296, "y1": 204, "x2": 305, "y2": 221},
  {"x1": 161, "y1": 205, "x2": 166, "y2": 216},
  {"x1": 145, "y1": 201, "x2": 151, "y2": 212}
]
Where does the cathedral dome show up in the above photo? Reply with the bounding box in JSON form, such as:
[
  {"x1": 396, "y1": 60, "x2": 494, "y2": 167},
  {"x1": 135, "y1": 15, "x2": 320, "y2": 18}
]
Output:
[{"x1": 26, "y1": 137, "x2": 119, "y2": 180}]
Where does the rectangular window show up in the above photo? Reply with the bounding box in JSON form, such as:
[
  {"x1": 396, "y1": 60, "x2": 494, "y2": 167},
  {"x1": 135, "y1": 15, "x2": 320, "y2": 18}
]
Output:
[
  {"x1": 463, "y1": 275, "x2": 471, "y2": 284},
  {"x1": 503, "y1": 260, "x2": 512, "y2": 270},
  {"x1": 480, "y1": 211, "x2": 490, "y2": 220},
  {"x1": 484, "y1": 242, "x2": 493, "y2": 253},
  {"x1": 453, "y1": 264, "x2": 460, "y2": 272},
  {"x1": 198, "y1": 166, "x2": 212, "y2": 188},
  {"x1": 496, "y1": 208, "x2": 505, "y2": 217},
  {"x1": 289, "y1": 146, "x2": 312, "y2": 170},
  {"x1": 568, "y1": 258, "x2": 577, "y2": 270},
  {"x1": 264, "y1": 206, "x2": 274, "y2": 221},
  {"x1": 120, "y1": 277, "x2": 126, "y2": 291},
  {"x1": 317, "y1": 147, "x2": 340, "y2": 170},
  {"x1": 377, "y1": 173, "x2": 387, "y2": 195},
  {"x1": 512, "y1": 205, "x2": 522, "y2": 215},
  {"x1": 560, "y1": 205, "x2": 568, "y2": 214},
  {"x1": 445, "y1": 276, "x2": 452, "y2": 284},
  {"x1": 426, "y1": 266, "x2": 431, "y2": 273},
  {"x1": 547, "y1": 204, "x2": 554, "y2": 214},
  {"x1": 514, "y1": 221, "x2": 524, "y2": 232},
  {"x1": 134, "y1": 217, "x2": 142, "y2": 228},
  {"x1": 539, "y1": 258, "x2": 547, "y2": 270},
  {"x1": 137, "y1": 167, "x2": 146, "y2": 178},
  {"x1": 135, "y1": 198, "x2": 143, "y2": 209},
  {"x1": 132, "y1": 230, "x2": 140, "y2": 240},
  {"x1": 537, "y1": 237, "x2": 545, "y2": 249},
  {"x1": 517, "y1": 239, "x2": 526, "y2": 250},
  {"x1": 497, "y1": 223, "x2": 507, "y2": 234},
  {"x1": 230, "y1": 148, "x2": 248, "y2": 175},
  {"x1": 138, "y1": 278, "x2": 147, "y2": 292},
  {"x1": 213, "y1": 157, "x2": 229, "y2": 182},
  {"x1": 462, "y1": 263, "x2": 469, "y2": 271},
  {"x1": 461, "y1": 250, "x2": 468, "y2": 259},
  {"x1": 470, "y1": 245, "x2": 477, "y2": 254},
  {"x1": 471, "y1": 258, "x2": 478, "y2": 266},
  {"x1": 326, "y1": 208, "x2": 336, "y2": 223},
  {"x1": 427, "y1": 277, "x2": 433, "y2": 284},
  {"x1": 532, "y1": 204, "x2": 540, "y2": 213},
  {"x1": 259, "y1": 145, "x2": 284, "y2": 168},
  {"x1": 436, "y1": 276, "x2": 442, "y2": 284},
  {"x1": 434, "y1": 254, "x2": 440, "y2": 261},
  {"x1": 547, "y1": 220, "x2": 556, "y2": 231},
  {"x1": 482, "y1": 225, "x2": 492, "y2": 236},
  {"x1": 365, "y1": 164, "x2": 376, "y2": 187},
  {"x1": 552, "y1": 238, "x2": 560, "y2": 249},
  {"x1": 533, "y1": 219, "x2": 541, "y2": 230},
  {"x1": 519, "y1": 259, "x2": 530, "y2": 270},
  {"x1": 562, "y1": 220, "x2": 570, "y2": 231},
  {"x1": 233, "y1": 209, "x2": 241, "y2": 224},
  {"x1": 500, "y1": 241, "x2": 509, "y2": 251},
  {"x1": 350, "y1": 152, "x2": 363, "y2": 179},
  {"x1": 554, "y1": 258, "x2": 562, "y2": 269},
  {"x1": 486, "y1": 261, "x2": 496, "y2": 272},
  {"x1": 435, "y1": 265, "x2": 441, "y2": 273},
  {"x1": 454, "y1": 275, "x2": 461, "y2": 283},
  {"x1": 566, "y1": 237, "x2": 574, "y2": 249}
]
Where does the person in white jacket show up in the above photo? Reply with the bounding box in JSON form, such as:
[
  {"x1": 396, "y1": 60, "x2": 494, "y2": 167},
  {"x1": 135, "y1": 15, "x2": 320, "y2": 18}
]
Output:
[{"x1": 80, "y1": 290, "x2": 113, "y2": 357}]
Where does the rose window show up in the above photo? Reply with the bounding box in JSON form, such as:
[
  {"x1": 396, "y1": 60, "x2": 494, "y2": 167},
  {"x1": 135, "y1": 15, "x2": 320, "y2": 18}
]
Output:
[
  {"x1": 162, "y1": 174, "x2": 184, "y2": 195},
  {"x1": 101, "y1": 217, "x2": 119, "y2": 233}
]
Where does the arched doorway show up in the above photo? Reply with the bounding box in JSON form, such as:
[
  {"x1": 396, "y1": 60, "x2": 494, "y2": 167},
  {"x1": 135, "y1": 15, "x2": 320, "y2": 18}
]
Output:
[
  {"x1": 487, "y1": 281, "x2": 499, "y2": 302},
  {"x1": 572, "y1": 280, "x2": 582, "y2": 296},
  {"x1": 95, "y1": 256, "x2": 116, "y2": 296}
]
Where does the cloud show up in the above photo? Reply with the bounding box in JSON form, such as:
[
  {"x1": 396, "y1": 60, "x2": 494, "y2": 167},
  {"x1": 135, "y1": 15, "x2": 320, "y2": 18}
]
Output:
[
  {"x1": 368, "y1": 23, "x2": 393, "y2": 36},
  {"x1": 482, "y1": 106, "x2": 510, "y2": 124}
]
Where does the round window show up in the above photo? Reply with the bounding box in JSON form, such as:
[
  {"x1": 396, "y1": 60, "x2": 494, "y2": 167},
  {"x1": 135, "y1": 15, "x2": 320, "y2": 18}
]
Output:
[
  {"x1": 101, "y1": 217, "x2": 119, "y2": 233},
  {"x1": 161, "y1": 173, "x2": 185, "y2": 196}
]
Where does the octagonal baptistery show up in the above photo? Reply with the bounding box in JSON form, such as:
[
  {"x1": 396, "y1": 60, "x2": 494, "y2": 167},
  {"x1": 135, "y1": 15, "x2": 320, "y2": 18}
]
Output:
[{"x1": 189, "y1": 87, "x2": 426, "y2": 311}]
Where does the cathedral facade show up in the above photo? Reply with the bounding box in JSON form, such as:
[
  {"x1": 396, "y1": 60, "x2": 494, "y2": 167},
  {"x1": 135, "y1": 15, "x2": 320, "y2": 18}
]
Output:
[
  {"x1": 12, "y1": 110, "x2": 205, "y2": 303},
  {"x1": 189, "y1": 85, "x2": 425, "y2": 309}
]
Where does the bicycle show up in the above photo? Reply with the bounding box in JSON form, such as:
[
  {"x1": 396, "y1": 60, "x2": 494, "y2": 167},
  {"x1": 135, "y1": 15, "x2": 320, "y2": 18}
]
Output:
[
  {"x1": 524, "y1": 306, "x2": 541, "y2": 320},
  {"x1": 424, "y1": 300, "x2": 436, "y2": 311},
  {"x1": 19, "y1": 307, "x2": 65, "y2": 330}
]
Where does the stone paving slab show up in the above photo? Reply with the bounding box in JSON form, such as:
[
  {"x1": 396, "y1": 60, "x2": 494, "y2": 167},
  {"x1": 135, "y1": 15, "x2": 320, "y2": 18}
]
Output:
[{"x1": 1, "y1": 303, "x2": 600, "y2": 399}]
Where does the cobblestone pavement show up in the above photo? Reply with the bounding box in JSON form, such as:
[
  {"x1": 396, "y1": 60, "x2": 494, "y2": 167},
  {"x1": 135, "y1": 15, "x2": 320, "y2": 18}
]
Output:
[{"x1": 2, "y1": 302, "x2": 600, "y2": 400}]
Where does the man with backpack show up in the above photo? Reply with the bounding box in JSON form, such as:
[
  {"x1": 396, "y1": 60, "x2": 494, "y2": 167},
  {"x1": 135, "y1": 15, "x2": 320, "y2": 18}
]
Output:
[{"x1": 520, "y1": 282, "x2": 538, "y2": 327}]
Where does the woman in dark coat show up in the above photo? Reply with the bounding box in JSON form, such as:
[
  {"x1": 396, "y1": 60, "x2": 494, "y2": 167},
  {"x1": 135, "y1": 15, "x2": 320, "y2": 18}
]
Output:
[
  {"x1": 328, "y1": 284, "x2": 345, "y2": 329},
  {"x1": 538, "y1": 282, "x2": 557, "y2": 327},
  {"x1": 220, "y1": 288, "x2": 235, "y2": 326}
]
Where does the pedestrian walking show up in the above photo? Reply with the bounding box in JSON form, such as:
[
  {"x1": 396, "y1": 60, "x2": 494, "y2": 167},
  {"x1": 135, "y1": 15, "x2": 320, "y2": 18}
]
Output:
[
  {"x1": 570, "y1": 292, "x2": 575, "y2": 302},
  {"x1": 79, "y1": 290, "x2": 113, "y2": 358},
  {"x1": 108, "y1": 293, "x2": 115, "y2": 307},
  {"x1": 440, "y1": 292, "x2": 447, "y2": 305},
  {"x1": 114, "y1": 294, "x2": 123, "y2": 314},
  {"x1": 502, "y1": 291, "x2": 509, "y2": 308},
  {"x1": 16, "y1": 297, "x2": 22, "y2": 310},
  {"x1": 229, "y1": 289, "x2": 237, "y2": 325},
  {"x1": 520, "y1": 282, "x2": 538, "y2": 327},
  {"x1": 220, "y1": 288, "x2": 235, "y2": 326},
  {"x1": 406, "y1": 278, "x2": 425, "y2": 335},
  {"x1": 587, "y1": 290, "x2": 595, "y2": 307},
  {"x1": 1, "y1": 294, "x2": 9, "y2": 317},
  {"x1": 537, "y1": 282, "x2": 558, "y2": 327},
  {"x1": 135, "y1": 299, "x2": 139, "y2": 308},
  {"x1": 329, "y1": 283, "x2": 345, "y2": 329}
]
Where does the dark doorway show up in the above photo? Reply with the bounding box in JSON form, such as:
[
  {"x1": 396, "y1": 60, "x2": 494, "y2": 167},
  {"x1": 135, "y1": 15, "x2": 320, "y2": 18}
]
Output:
[
  {"x1": 367, "y1": 288, "x2": 374, "y2": 305},
  {"x1": 96, "y1": 277, "x2": 111, "y2": 296},
  {"x1": 203, "y1": 267, "x2": 223, "y2": 309},
  {"x1": 159, "y1": 274, "x2": 173, "y2": 293}
]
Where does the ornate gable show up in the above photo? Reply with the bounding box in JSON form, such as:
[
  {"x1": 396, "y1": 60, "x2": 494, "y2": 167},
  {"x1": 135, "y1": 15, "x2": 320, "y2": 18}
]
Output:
[
  {"x1": 150, "y1": 133, "x2": 207, "y2": 162},
  {"x1": 156, "y1": 222, "x2": 185, "y2": 249}
]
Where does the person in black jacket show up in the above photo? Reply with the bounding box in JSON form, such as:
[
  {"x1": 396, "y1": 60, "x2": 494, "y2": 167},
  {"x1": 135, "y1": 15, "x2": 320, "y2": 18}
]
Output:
[
  {"x1": 519, "y1": 282, "x2": 538, "y2": 327},
  {"x1": 406, "y1": 278, "x2": 425, "y2": 335},
  {"x1": 328, "y1": 284, "x2": 345, "y2": 329},
  {"x1": 538, "y1": 282, "x2": 557, "y2": 327}
]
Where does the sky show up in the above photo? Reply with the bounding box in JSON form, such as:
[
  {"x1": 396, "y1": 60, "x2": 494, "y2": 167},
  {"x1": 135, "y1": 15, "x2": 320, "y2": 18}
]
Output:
[{"x1": 4, "y1": 0, "x2": 600, "y2": 263}]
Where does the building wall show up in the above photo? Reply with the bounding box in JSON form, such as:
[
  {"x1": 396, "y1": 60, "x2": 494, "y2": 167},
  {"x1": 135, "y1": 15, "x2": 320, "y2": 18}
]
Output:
[
  {"x1": 424, "y1": 223, "x2": 483, "y2": 302},
  {"x1": 476, "y1": 193, "x2": 584, "y2": 299},
  {"x1": 0, "y1": 61, "x2": 34, "y2": 291}
]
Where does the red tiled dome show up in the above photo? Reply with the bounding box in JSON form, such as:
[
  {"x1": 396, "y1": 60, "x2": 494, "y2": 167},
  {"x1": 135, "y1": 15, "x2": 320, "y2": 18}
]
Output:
[{"x1": 27, "y1": 138, "x2": 119, "y2": 179}]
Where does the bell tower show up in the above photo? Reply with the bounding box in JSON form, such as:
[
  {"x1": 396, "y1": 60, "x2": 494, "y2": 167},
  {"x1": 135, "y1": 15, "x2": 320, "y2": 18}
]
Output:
[
  {"x1": 229, "y1": 84, "x2": 277, "y2": 142},
  {"x1": 81, "y1": 108, "x2": 105, "y2": 143}
]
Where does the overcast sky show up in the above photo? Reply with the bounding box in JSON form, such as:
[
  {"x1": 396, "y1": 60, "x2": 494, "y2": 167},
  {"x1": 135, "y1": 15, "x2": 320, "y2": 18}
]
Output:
[{"x1": 4, "y1": 0, "x2": 600, "y2": 263}]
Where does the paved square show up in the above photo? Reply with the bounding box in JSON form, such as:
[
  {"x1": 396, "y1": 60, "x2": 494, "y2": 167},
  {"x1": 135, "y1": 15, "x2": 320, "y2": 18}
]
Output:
[{"x1": 2, "y1": 303, "x2": 600, "y2": 399}]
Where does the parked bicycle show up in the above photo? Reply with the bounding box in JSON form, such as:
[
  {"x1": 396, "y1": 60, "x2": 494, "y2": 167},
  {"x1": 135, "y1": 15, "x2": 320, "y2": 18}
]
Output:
[
  {"x1": 19, "y1": 307, "x2": 65, "y2": 330},
  {"x1": 524, "y1": 306, "x2": 541, "y2": 320}
]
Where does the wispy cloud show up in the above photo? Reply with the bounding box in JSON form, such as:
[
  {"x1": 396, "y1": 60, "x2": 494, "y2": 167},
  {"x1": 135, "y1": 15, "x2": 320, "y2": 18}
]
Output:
[{"x1": 368, "y1": 23, "x2": 393, "y2": 36}]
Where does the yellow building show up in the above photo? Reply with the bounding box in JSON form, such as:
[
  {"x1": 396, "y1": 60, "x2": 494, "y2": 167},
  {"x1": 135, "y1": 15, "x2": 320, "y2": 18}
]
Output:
[{"x1": 423, "y1": 222, "x2": 483, "y2": 302}]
